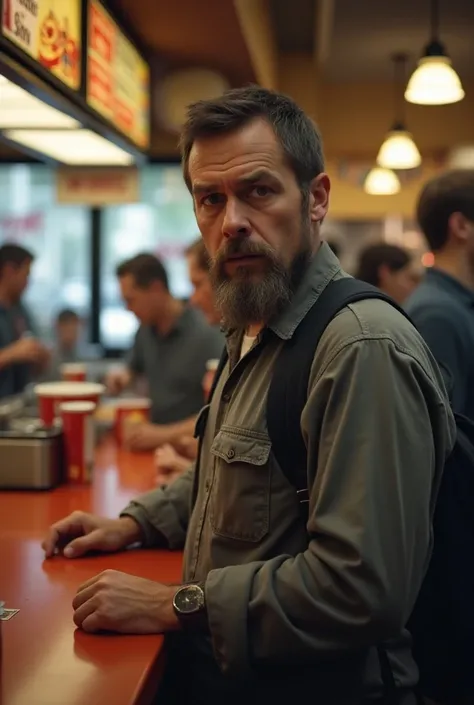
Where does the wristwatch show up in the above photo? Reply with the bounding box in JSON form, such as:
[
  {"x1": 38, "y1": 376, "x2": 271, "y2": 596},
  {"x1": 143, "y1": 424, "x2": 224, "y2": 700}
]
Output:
[{"x1": 172, "y1": 582, "x2": 208, "y2": 630}]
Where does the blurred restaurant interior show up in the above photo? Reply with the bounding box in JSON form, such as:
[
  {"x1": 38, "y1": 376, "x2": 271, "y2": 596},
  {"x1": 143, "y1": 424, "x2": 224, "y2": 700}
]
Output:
[
  {"x1": 1, "y1": 0, "x2": 473, "y2": 353},
  {"x1": 1, "y1": 1, "x2": 474, "y2": 704}
]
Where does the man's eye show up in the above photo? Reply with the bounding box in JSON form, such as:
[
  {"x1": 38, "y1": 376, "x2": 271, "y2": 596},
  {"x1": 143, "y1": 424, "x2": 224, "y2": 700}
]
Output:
[
  {"x1": 202, "y1": 193, "x2": 224, "y2": 206},
  {"x1": 251, "y1": 185, "x2": 272, "y2": 198}
]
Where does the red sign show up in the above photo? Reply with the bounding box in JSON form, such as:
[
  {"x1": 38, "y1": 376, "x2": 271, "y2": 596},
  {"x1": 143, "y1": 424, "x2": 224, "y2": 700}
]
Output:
[{"x1": 86, "y1": 0, "x2": 150, "y2": 149}]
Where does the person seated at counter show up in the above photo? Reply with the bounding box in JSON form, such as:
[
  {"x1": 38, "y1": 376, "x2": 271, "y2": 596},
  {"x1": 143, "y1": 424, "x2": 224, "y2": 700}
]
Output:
[
  {"x1": 106, "y1": 252, "x2": 223, "y2": 451},
  {"x1": 0, "y1": 243, "x2": 50, "y2": 398},
  {"x1": 46, "y1": 308, "x2": 83, "y2": 378},
  {"x1": 155, "y1": 238, "x2": 224, "y2": 483},
  {"x1": 43, "y1": 87, "x2": 454, "y2": 705},
  {"x1": 355, "y1": 242, "x2": 422, "y2": 305}
]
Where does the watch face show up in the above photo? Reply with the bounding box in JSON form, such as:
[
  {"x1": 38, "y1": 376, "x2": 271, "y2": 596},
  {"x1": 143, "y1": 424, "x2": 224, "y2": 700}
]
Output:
[{"x1": 174, "y1": 585, "x2": 204, "y2": 615}]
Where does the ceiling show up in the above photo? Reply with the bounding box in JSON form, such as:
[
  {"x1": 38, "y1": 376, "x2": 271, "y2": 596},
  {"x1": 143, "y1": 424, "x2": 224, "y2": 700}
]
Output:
[
  {"x1": 272, "y1": 0, "x2": 474, "y2": 81},
  {"x1": 1, "y1": 0, "x2": 473, "y2": 162}
]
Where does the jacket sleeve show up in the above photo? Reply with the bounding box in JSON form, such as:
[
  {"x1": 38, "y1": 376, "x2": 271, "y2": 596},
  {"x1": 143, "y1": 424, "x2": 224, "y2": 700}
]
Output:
[
  {"x1": 204, "y1": 336, "x2": 455, "y2": 676},
  {"x1": 120, "y1": 464, "x2": 195, "y2": 549}
]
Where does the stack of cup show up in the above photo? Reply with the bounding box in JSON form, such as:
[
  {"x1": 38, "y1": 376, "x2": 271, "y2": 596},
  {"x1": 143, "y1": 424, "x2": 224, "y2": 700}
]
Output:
[
  {"x1": 60, "y1": 401, "x2": 96, "y2": 484},
  {"x1": 34, "y1": 381, "x2": 105, "y2": 427}
]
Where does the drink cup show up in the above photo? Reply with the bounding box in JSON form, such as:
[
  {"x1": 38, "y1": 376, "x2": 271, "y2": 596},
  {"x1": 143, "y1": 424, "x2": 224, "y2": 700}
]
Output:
[
  {"x1": 115, "y1": 398, "x2": 151, "y2": 447},
  {"x1": 61, "y1": 363, "x2": 87, "y2": 382},
  {"x1": 60, "y1": 401, "x2": 96, "y2": 484}
]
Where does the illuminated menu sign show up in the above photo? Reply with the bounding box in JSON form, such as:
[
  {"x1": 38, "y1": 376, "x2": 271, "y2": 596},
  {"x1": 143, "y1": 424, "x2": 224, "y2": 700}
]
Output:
[
  {"x1": 87, "y1": 0, "x2": 150, "y2": 150},
  {"x1": 1, "y1": 0, "x2": 81, "y2": 89}
]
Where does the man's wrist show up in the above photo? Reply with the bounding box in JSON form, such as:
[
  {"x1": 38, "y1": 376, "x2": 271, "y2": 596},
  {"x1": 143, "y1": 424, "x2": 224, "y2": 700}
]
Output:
[
  {"x1": 153, "y1": 584, "x2": 181, "y2": 632},
  {"x1": 119, "y1": 516, "x2": 144, "y2": 545}
]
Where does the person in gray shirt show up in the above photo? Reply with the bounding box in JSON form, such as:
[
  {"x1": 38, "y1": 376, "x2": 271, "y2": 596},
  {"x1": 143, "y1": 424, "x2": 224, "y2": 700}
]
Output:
[
  {"x1": 406, "y1": 170, "x2": 474, "y2": 422},
  {"x1": 106, "y1": 252, "x2": 223, "y2": 451},
  {"x1": 0, "y1": 243, "x2": 49, "y2": 398}
]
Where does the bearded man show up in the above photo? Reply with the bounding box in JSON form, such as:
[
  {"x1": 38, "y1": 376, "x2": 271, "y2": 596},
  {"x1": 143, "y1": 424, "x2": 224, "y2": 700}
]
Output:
[{"x1": 42, "y1": 87, "x2": 455, "y2": 705}]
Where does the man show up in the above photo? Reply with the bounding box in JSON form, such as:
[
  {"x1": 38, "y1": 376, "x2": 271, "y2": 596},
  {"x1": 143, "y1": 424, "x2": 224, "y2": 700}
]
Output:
[
  {"x1": 0, "y1": 243, "x2": 49, "y2": 398},
  {"x1": 42, "y1": 87, "x2": 455, "y2": 704},
  {"x1": 46, "y1": 309, "x2": 82, "y2": 379},
  {"x1": 356, "y1": 242, "x2": 422, "y2": 304},
  {"x1": 106, "y1": 252, "x2": 223, "y2": 451},
  {"x1": 185, "y1": 237, "x2": 221, "y2": 325},
  {"x1": 155, "y1": 239, "x2": 224, "y2": 482},
  {"x1": 406, "y1": 170, "x2": 474, "y2": 422}
]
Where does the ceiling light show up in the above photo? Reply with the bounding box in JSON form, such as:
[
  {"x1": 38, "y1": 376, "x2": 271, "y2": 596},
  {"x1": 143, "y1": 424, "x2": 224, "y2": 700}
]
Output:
[
  {"x1": 406, "y1": 0, "x2": 464, "y2": 105},
  {"x1": 377, "y1": 54, "x2": 422, "y2": 170},
  {"x1": 377, "y1": 124, "x2": 422, "y2": 170},
  {"x1": 405, "y1": 50, "x2": 465, "y2": 105},
  {"x1": 364, "y1": 167, "x2": 401, "y2": 195},
  {"x1": 3, "y1": 129, "x2": 135, "y2": 165},
  {"x1": 0, "y1": 76, "x2": 79, "y2": 128}
]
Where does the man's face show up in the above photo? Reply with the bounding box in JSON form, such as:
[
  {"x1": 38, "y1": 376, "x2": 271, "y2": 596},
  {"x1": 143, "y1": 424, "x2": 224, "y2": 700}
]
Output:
[
  {"x1": 187, "y1": 254, "x2": 220, "y2": 325},
  {"x1": 379, "y1": 262, "x2": 422, "y2": 304},
  {"x1": 57, "y1": 318, "x2": 81, "y2": 350},
  {"x1": 119, "y1": 274, "x2": 159, "y2": 325},
  {"x1": 5, "y1": 260, "x2": 31, "y2": 302},
  {"x1": 188, "y1": 118, "x2": 330, "y2": 328}
]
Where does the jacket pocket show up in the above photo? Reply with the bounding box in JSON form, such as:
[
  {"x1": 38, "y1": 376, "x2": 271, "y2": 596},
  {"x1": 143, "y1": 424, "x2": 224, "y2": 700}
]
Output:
[{"x1": 210, "y1": 426, "x2": 272, "y2": 542}]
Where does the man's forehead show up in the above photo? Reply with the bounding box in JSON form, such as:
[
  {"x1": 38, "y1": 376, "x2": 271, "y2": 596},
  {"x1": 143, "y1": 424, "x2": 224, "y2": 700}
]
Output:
[{"x1": 188, "y1": 120, "x2": 282, "y2": 179}]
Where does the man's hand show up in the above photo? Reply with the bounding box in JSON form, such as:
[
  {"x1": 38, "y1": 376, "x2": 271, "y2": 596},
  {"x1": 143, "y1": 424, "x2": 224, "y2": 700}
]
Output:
[
  {"x1": 7, "y1": 337, "x2": 48, "y2": 364},
  {"x1": 124, "y1": 422, "x2": 164, "y2": 451},
  {"x1": 106, "y1": 368, "x2": 131, "y2": 395},
  {"x1": 72, "y1": 570, "x2": 179, "y2": 634},
  {"x1": 41, "y1": 512, "x2": 142, "y2": 558},
  {"x1": 154, "y1": 444, "x2": 190, "y2": 485}
]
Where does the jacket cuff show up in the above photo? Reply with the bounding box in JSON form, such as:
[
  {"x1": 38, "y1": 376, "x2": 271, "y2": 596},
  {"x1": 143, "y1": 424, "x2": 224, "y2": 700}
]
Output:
[
  {"x1": 120, "y1": 499, "x2": 184, "y2": 550},
  {"x1": 205, "y1": 561, "x2": 263, "y2": 677}
]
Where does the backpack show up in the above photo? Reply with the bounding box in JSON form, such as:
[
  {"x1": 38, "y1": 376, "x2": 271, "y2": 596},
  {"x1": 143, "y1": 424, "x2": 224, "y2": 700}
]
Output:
[{"x1": 209, "y1": 277, "x2": 474, "y2": 702}]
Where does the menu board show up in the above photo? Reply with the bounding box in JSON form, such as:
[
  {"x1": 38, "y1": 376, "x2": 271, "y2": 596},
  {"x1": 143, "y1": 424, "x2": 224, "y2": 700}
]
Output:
[
  {"x1": 87, "y1": 0, "x2": 150, "y2": 150},
  {"x1": 1, "y1": 0, "x2": 81, "y2": 89}
]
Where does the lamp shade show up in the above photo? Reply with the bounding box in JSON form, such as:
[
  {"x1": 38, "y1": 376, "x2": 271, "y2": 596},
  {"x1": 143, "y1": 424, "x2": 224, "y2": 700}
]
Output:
[
  {"x1": 376, "y1": 125, "x2": 421, "y2": 170},
  {"x1": 364, "y1": 167, "x2": 400, "y2": 195},
  {"x1": 405, "y1": 55, "x2": 465, "y2": 105}
]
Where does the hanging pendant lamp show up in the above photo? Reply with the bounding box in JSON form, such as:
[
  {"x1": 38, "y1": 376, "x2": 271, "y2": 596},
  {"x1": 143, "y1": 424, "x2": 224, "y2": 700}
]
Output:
[
  {"x1": 405, "y1": 0, "x2": 464, "y2": 105},
  {"x1": 377, "y1": 54, "x2": 422, "y2": 170}
]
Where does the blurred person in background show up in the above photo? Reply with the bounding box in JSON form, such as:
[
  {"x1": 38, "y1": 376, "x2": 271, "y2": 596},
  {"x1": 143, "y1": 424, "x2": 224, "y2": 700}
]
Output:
[
  {"x1": 155, "y1": 238, "x2": 224, "y2": 483},
  {"x1": 355, "y1": 242, "x2": 422, "y2": 304},
  {"x1": 106, "y1": 252, "x2": 223, "y2": 451},
  {"x1": 47, "y1": 309, "x2": 82, "y2": 378},
  {"x1": 0, "y1": 243, "x2": 49, "y2": 398},
  {"x1": 406, "y1": 170, "x2": 474, "y2": 424}
]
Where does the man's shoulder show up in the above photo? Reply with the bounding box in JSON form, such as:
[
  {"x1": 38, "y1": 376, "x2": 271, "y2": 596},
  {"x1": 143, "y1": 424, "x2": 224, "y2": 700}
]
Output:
[
  {"x1": 406, "y1": 281, "x2": 467, "y2": 322},
  {"x1": 315, "y1": 296, "x2": 434, "y2": 372}
]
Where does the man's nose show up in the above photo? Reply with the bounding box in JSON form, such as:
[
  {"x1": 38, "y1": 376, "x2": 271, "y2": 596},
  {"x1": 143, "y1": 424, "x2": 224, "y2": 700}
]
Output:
[{"x1": 222, "y1": 198, "x2": 251, "y2": 240}]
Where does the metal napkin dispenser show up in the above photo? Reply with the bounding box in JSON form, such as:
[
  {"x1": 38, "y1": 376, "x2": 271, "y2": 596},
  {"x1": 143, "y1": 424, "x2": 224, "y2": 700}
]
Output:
[{"x1": 0, "y1": 420, "x2": 65, "y2": 490}]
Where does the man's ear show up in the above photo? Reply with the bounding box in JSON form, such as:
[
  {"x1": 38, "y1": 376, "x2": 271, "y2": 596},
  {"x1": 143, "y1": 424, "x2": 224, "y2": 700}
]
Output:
[{"x1": 308, "y1": 173, "x2": 330, "y2": 223}]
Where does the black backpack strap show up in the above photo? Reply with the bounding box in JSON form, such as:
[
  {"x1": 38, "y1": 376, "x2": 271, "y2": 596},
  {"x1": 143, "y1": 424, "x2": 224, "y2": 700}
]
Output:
[{"x1": 266, "y1": 277, "x2": 410, "y2": 519}]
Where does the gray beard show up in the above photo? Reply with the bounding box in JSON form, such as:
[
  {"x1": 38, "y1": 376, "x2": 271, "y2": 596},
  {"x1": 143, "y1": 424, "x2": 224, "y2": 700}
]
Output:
[{"x1": 211, "y1": 246, "x2": 311, "y2": 331}]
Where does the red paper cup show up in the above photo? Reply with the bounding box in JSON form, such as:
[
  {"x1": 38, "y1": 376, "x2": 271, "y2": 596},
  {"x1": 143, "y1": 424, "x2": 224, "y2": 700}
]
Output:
[
  {"x1": 60, "y1": 401, "x2": 96, "y2": 484},
  {"x1": 202, "y1": 358, "x2": 220, "y2": 401},
  {"x1": 115, "y1": 398, "x2": 151, "y2": 446},
  {"x1": 34, "y1": 382, "x2": 105, "y2": 426},
  {"x1": 61, "y1": 363, "x2": 87, "y2": 382}
]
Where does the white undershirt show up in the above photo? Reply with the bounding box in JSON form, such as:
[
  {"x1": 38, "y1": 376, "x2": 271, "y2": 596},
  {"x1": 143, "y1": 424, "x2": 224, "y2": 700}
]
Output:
[{"x1": 240, "y1": 334, "x2": 257, "y2": 359}]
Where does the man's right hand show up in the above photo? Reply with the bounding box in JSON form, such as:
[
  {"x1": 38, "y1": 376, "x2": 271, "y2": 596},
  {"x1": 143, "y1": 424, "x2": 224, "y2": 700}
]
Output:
[
  {"x1": 41, "y1": 512, "x2": 143, "y2": 559},
  {"x1": 8, "y1": 337, "x2": 48, "y2": 364},
  {"x1": 106, "y1": 368, "x2": 131, "y2": 395}
]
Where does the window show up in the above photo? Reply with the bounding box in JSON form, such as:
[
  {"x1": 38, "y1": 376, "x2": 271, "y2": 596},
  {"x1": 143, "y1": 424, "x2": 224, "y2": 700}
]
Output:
[
  {"x1": 0, "y1": 165, "x2": 91, "y2": 344},
  {"x1": 101, "y1": 164, "x2": 198, "y2": 349}
]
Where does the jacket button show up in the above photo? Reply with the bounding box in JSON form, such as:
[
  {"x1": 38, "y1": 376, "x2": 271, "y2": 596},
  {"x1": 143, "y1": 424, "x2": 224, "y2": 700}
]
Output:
[
  {"x1": 226, "y1": 448, "x2": 235, "y2": 459},
  {"x1": 222, "y1": 392, "x2": 231, "y2": 403}
]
